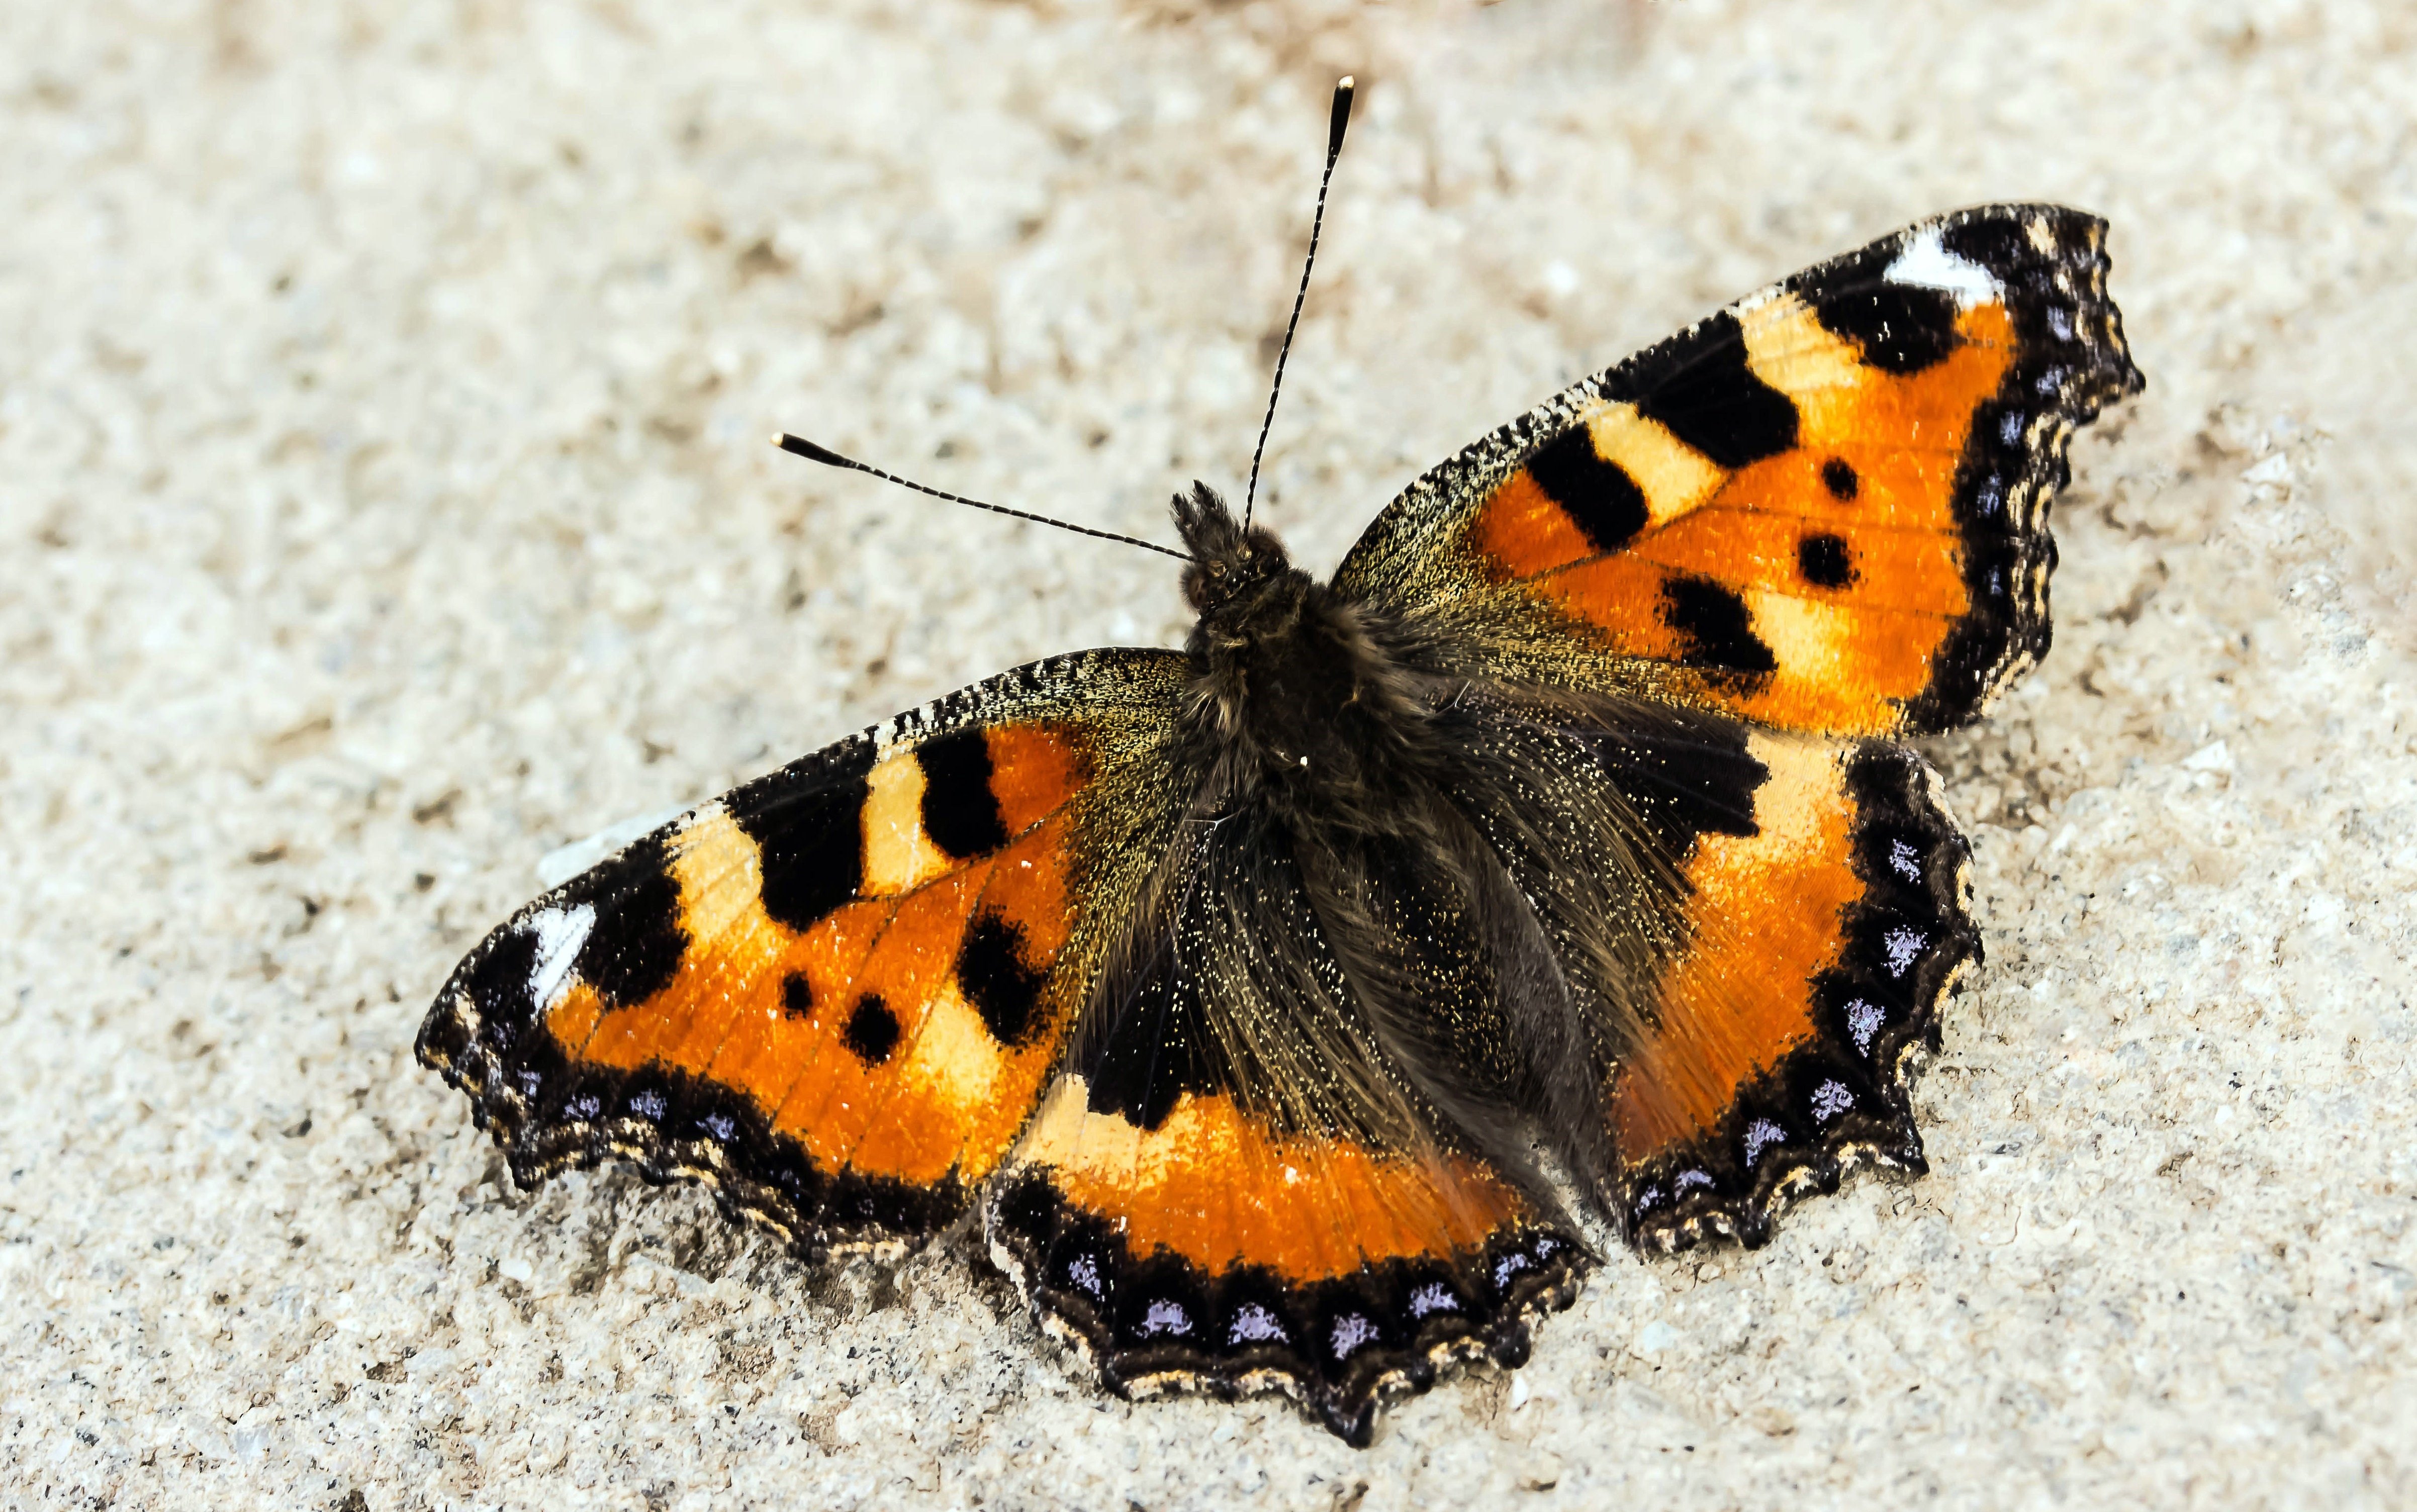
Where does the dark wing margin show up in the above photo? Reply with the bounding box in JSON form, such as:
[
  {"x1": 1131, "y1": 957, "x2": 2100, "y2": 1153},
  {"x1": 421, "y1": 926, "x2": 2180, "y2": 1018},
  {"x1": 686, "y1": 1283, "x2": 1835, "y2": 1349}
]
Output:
[
  {"x1": 415, "y1": 648, "x2": 1190, "y2": 1262},
  {"x1": 1864, "y1": 211, "x2": 2144, "y2": 729},
  {"x1": 985, "y1": 1155, "x2": 1583, "y2": 1447}
]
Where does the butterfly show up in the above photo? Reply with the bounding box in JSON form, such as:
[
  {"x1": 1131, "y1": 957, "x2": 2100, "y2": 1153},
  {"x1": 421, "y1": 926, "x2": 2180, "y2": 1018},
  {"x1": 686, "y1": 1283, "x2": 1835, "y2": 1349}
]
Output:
[{"x1": 417, "y1": 81, "x2": 2142, "y2": 1445}]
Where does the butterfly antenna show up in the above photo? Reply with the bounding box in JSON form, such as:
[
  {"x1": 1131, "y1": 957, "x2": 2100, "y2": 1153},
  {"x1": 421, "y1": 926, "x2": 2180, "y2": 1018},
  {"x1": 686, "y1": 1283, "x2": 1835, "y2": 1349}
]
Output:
[
  {"x1": 775, "y1": 434, "x2": 1192, "y2": 561},
  {"x1": 1242, "y1": 75, "x2": 1355, "y2": 532}
]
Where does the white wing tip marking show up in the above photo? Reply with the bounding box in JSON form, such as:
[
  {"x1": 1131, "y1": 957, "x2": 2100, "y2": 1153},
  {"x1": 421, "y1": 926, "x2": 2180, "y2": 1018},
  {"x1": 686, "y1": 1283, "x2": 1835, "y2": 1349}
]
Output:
[
  {"x1": 525, "y1": 903, "x2": 596, "y2": 1012},
  {"x1": 1884, "y1": 226, "x2": 2001, "y2": 308}
]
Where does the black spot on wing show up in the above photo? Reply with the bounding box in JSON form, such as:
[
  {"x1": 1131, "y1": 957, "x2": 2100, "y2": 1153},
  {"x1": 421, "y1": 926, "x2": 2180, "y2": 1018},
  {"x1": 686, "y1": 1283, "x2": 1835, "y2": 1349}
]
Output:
[
  {"x1": 1784, "y1": 233, "x2": 1965, "y2": 375},
  {"x1": 1581, "y1": 708, "x2": 1767, "y2": 858},
  {"x1": 1524, "y1": 425, "x2": 1649, "y2": 554},
  {"x1": 958, "y1": 911, "x2": 1049, "y2": 1047},
  {"x1": 780, "y1": 972, "x2": 813, "y2": 1020},
  {"x1": 1660, "y1": 575, "x2": 1777, "y2": 681},
  {"x1": 725, "y1": 735, "x2": 876, "y2": 931},
  {"x1": 1605, "y1": 310, "x2": 1799, "y2": 469},
  {"x1": 843, "y1": 994, "x2": 900, "y2": 1065},
  {"x1": 1798, "y1": 533, "x2": 1855, "y2": 589},
  {"x1": 1082, "y1": 928, "x2": 1219, "y2": 1131},
  {"x1": 1811, "y1": 281, "x2": 1962, "y2": 375},
  {"x1": 916, "y1": 727, "x2": 1011, "y2": 860},
  {"x1": 1821, "y1": 457, "x2": 1859, "y2": 501},
  {"x1": 567, "y1": 832, "x2": 686, "y2": 1009},
  {"x1": 452, "y1": 919, "x2": 541, "y2": 1048}
]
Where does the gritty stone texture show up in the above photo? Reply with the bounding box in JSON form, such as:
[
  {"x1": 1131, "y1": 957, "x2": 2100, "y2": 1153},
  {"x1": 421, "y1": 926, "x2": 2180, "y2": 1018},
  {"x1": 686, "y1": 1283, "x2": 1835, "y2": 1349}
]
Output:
[{"x1": 6, "y1": 2, "x2": 2415, "y2": 1507}]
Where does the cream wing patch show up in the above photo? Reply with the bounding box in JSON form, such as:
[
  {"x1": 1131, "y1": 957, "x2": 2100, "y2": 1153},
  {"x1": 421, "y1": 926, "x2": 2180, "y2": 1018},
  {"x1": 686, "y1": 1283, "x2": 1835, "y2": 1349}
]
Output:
[
  {"x1": 862, "y1": 982, "x2": 1012, "y2": 1149},
  {"x1": 1739, "y1": 591, "x2": 1860, "y2": 688},
  {"x1": 1584, "y1": 401, "x2": 1728, "y2": 525},
  {"x1": 861, "y1": 747, "x2": 955, "y2": 896},
  {"x1": 669, "y1": 804, "x2": 772, "y2": 946},
  {"x1": 1736, "y1": 291, "x2": 1873, "y2": 427},
  {"x1": 1687, "y1": 732, "x2": 1842, "y2": 915}
]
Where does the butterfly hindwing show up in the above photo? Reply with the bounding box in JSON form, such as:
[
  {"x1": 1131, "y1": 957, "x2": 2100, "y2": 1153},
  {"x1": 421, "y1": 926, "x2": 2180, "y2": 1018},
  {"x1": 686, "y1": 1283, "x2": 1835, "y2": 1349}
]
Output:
[
  {"x1": 416, "y1": 649, "x2": 1189, "y2": 1258},
  {"x1": 1376, "y1": 691, "x2": 1979, "y2": 1252},
  {"x1": 1335, "y1": 204, "x2": 2145, "y2": 736},
  {"x1": 983, "y1": 812, "x2": 1588, "y2": 1446},
  {"x1": 1590, "y1": 723, "x2": 1978, "y2": 1248},
  {"x1": 985, "y1": 1087, "x2": 1582, "y2": 1447}
]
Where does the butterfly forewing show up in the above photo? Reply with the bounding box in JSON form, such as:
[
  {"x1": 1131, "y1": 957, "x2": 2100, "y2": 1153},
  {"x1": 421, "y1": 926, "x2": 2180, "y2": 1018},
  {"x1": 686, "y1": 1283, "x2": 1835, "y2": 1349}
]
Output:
[{"x1": 1335, "y1": 203, "x2": 2144, "y2": 736}]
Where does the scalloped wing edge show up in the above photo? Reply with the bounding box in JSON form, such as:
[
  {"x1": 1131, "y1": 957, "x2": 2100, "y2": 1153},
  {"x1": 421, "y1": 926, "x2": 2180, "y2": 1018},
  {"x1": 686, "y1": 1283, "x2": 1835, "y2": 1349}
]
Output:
[
  {"x1": 982, "y1": 1175, "x2": 1589, "y2": 1446},
  {"x1": 1620, "y1": 744, "x2": 1980, "y2": 1253}
]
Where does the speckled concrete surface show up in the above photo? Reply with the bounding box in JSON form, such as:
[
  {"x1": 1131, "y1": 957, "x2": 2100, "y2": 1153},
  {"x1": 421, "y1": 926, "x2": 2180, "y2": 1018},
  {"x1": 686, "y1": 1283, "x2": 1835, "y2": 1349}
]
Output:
[{"x1": 6, "y1": 2, "x2": 2415, "y2": 1507}]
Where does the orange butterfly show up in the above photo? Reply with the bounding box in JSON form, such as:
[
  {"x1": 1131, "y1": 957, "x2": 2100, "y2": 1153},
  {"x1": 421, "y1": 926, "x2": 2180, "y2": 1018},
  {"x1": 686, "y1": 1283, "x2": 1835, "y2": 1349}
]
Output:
[{"x1": 419, "y1": 82, "x2": 2141, "y2": 1444}]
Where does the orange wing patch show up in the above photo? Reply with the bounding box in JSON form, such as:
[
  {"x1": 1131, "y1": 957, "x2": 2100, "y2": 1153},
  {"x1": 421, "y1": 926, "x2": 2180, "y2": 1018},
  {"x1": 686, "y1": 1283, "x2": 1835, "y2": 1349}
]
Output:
[
  {"x1": 985, "y1": 722, "x2": 1087, "y2": 833},
  {"x1": 986, "y1": 1074, "x2": 1584, "y2": 1447},
  {"x1": 1612, "y1": 732, "x2": 1863, "y2": 1157},
  {"x1": 1011, "y1": 1076, "x2": 1529, "y2": 1280}
]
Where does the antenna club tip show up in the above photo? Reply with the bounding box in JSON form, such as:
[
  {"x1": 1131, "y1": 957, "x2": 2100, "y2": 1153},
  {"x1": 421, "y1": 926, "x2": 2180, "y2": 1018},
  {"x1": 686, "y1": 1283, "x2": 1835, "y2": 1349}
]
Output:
[
  {"x1": 1326, "y1": 76, "x2": 1355, "y2": 154},
  {"x1": 777, "y1": 433, "x2": 846, "y2": 466},
  {"x1": 1337, "y1": 75, "x2": 1355, "y2": 91}
]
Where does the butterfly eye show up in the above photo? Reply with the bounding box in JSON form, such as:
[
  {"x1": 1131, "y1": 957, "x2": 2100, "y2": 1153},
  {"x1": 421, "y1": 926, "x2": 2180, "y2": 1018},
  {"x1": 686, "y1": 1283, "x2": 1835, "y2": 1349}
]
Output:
[{"x1": 1209, "y1": 562, "x2": 1228, "y2": 578}]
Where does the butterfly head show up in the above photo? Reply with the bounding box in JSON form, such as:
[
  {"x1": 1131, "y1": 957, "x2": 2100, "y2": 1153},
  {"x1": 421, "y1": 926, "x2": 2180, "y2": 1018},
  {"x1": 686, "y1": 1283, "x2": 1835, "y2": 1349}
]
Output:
[{"x1": 1173, "y1": 482, "x2": 1296, "y2": 618}]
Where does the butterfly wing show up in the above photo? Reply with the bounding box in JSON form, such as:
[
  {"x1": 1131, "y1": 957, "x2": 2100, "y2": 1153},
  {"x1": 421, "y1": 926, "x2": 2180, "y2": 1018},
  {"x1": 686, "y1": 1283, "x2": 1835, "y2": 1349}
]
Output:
[
  {"x1": 1334, "y1": 204, "x2": 2144, "y2": 736},
  {"x1": 983, "y1": 811, "x2": 1587, "y2": 1447},
  {"x1": 1584, "y1": 718, "x2": 1978, "y2": 1248},
  {"x1": 416, "y1": 648, "x2": 1190, "y2": 1259}
]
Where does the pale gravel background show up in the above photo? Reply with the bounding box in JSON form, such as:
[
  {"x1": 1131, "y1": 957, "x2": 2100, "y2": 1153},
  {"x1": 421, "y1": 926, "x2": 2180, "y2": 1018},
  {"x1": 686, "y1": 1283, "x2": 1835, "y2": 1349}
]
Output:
[{"x1": 6, "y1": 1, "x2": 2415, "y2": 1507}]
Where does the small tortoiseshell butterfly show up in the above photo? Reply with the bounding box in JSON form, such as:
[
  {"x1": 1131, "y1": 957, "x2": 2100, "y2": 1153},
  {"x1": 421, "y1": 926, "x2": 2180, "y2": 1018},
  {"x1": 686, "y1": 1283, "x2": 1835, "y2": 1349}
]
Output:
[{"x1": 418, "y1": 81, "x2": 2142, "y2": 1444}]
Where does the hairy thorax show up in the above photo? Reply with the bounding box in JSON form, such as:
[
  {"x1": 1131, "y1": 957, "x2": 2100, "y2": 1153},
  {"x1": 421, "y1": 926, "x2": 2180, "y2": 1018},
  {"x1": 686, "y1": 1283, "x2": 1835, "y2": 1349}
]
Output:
[{"x1": 1169, "y1": 484, "x2": 1443, "y2": 828}]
